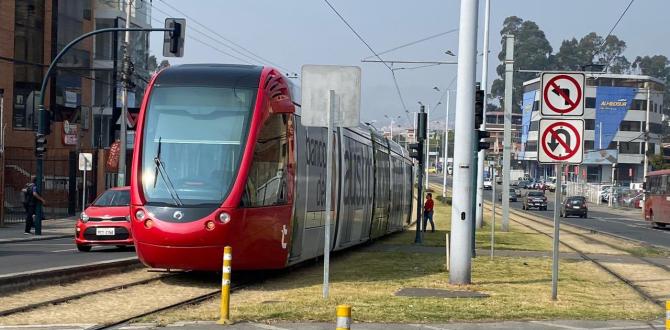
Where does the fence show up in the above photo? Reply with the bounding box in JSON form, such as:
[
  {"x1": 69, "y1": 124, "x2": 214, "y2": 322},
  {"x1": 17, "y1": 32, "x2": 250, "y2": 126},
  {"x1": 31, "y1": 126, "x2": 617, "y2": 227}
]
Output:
[
  {"x1": 3, "y1": 149, "x2": 100, "y2": 224},
  {"x1": 564, "y1": 181, "x2": 644, "y2": 209}
]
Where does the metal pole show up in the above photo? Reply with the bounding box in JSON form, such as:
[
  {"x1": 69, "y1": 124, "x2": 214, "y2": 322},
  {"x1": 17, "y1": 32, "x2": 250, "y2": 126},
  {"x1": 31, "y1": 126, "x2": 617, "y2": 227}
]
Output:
[
  {"x1": 442, "y1": 91, "x2": 450, "y2": 199},
  {"x1": 323, "y1": 89, "x2": 336, "y2": 298},
  {"x1": 552, "y1": 163, "x2": 563, "y2": 300},
  {"x1": 501, "y1": 34, "x2": 514, "y2": 232},
  {"x1": 425, "y1": 105, "x2": 430, "y2": 188},
  {"x1": 82, "y1": 164, "x2": 86, "y2": 213},
  {"x1": 643, "y1": 83, "x2": 651, "y2": 192},
  {"x1": 598, "y1": 123, "x2": 602, "y2": 150},
  {"x1": 491, "y1": 166, "x2": 496, "y2": 259},
  {"x1": 118, "y1": 0, "x2": 132, "y2": 187},
  {"x1": 415, "y1": 106, "x2": 426, "y2": 244},
  {"x1": 449, "y1": 0, "x2": 479, "y2": 285},
  {"x1": 0, "y1": 89, "x2": 4, "y2": 227},
  {"x1": 476, "y1": 0, "x2": 491, "y2": 230},
  {"x1": 33, "y1": 26, "x2": 170, "y2": 235}
]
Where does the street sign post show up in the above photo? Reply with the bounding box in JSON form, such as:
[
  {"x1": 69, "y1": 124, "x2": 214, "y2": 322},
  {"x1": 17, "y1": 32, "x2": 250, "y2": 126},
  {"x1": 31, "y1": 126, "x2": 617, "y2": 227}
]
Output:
[
  {"x1": 301, "y1": 65, "x2": 361, "y2": 299},
  {"x1": 540, "y1": 73, "x2": 585, "y2": 117},
  {"x1": 79, "y1": 153, "x2": 92, "y2": 213},
  {"x1": 538, "y1": 119, "x2": 584, "y2": 164}
]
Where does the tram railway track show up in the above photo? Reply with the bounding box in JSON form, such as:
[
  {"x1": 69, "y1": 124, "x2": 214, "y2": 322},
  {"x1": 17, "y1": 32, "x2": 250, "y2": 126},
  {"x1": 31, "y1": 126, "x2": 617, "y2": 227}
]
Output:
[{"x1": 484, "y1": 203, "x2": 669, "y2": 307}]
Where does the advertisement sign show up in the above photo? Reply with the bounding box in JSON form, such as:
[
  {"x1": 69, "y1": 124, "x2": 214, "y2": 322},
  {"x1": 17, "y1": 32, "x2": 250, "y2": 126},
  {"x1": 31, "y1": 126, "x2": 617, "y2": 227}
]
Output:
[
  {"x1": 520, "y1": 90, "x2": 536, "y2": 158},
  {"x1": 106, "y1": 140, "x2": 121, "y2": 172},
  {"x1": 583, "y1": 149, "x2": 618, "y2": 165},
  {"x1": 594, "y1": 86, "x2": 636, "y2": 149},
  {"x1": 62, "y1": 120, "x2": 78, "y2": 146}
]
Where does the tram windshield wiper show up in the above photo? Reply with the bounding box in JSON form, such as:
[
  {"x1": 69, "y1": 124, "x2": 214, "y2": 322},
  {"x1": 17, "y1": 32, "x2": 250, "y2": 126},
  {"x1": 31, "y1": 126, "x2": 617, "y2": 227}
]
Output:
[{"x1": 153, "y1": 137, "x2": 183, "y2": 206}]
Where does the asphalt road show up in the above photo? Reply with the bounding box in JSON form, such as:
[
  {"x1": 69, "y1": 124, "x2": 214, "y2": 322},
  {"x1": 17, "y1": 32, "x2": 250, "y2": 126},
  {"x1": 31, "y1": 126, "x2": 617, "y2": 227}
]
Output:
[
  {"x1": 429, "y1": 174, "x2": 670, "y2": 249},
  {"x1": 0, "y1": 238, "x2": 136, "y2": 276}
]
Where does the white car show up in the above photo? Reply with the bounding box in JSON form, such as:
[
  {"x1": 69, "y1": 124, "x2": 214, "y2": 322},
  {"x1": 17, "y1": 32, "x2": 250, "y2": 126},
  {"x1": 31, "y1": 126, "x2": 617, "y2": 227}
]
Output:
[{"x1": 483, "y1": 180, "x2": 493, "y2": 190}]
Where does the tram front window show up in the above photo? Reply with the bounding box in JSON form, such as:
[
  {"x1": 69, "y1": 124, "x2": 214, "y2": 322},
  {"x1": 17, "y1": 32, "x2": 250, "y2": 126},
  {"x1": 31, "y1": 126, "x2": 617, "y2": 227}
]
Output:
[{"x1": 141, "y1": 86, "x2": 255, "y2": 206}]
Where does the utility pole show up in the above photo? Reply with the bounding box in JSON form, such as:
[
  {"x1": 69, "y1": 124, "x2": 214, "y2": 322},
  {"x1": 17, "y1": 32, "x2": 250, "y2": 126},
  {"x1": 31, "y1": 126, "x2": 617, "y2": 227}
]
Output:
[
  {"x1": 449, "y1": 0, "x2": 479, "y2": 285},
  {"x1": 501, "y1": 34, "x2": 514, "y2": 232},
  {"x1": 118, "y1": 0, "x2": 133, "y2": 187},
  {"x1": 442, "y1": 91, "x2": 451, "y2": 199},
  {"x1": 475, "y1": 0, "x2": 492, "y2": 230},
  {"x1": 425, "y1": 105, "x2": 430, "y2": 189},
  {"x1": 642, "y1": 82, "x2": 651, "y2": 191}
]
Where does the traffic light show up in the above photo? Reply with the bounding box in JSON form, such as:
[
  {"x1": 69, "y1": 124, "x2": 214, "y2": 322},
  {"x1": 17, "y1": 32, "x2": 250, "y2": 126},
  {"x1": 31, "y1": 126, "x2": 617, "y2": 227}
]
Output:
[
  {"x1": 475, "y1": 129, "x2": 490, "y2": 152},
  {"x1": 409, "y1": 142, "x2": 424, "y2": 163},
  {"x1": 163, "y1": 18, "x2": 186, "y2": 57},
  {"x1": 416, "y1": 111, "x2": 427, "y2": 140},
  {"x1": 474, "y1": 89, "x2": 484, "y2": 128},
  {"x1": 35, "y1": 134, "x2": 47, "y2": 157}
]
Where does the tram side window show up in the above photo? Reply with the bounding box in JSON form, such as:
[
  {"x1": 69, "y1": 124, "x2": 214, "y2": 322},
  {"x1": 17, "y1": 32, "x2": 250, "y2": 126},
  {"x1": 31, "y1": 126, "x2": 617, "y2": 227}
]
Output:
[{"x1": 243, "y1": 114, "x2": 289, "y2": 207}]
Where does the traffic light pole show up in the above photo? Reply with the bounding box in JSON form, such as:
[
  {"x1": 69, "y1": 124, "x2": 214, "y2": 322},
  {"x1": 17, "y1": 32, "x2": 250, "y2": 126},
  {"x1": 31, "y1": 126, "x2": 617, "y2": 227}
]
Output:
[
  {"x1": 34, "y1": 27, "x2": 170, "y2": 235},
  {"x1": 413, "y1": 107, "x2": 428, "y2": 244}
]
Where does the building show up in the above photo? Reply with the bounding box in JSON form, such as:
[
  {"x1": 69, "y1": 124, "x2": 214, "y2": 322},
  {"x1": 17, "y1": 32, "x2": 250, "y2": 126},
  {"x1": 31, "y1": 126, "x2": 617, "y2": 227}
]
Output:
[
  {"x1": 0, "y1": 0, "x2": 151, "y2": 222},
  {"x1": 519, "y1": 73, "x2": 665, "y2": 184}
]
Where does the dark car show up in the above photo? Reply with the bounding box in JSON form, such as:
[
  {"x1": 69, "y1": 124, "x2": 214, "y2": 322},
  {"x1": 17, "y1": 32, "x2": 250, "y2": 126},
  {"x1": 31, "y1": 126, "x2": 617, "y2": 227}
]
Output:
[
  {"x1": 523, "y1": 191, "x2": 547, "y2": 210},
  {"x1": 75, "y1": 187, "x2": 132, "y2": 252},
  {"x1": 560, "y1": 196, "x2": 588, "y2": 218},
  {"x1": 498, "y1": 188, "x2": 518, "y2": 202}
]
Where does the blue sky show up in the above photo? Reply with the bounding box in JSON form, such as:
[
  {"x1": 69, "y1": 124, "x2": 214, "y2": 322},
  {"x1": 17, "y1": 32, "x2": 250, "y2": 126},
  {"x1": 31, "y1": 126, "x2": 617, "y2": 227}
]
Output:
[{"x1": 147, "y1": 0, "x2": 669, "y2": 128}]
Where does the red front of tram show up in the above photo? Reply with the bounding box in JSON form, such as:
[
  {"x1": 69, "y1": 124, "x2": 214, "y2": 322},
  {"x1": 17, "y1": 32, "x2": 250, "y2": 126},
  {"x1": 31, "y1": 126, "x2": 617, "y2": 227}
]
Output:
[{"x1": 130, "y1": 64, "x2": 296, "y2": 271}]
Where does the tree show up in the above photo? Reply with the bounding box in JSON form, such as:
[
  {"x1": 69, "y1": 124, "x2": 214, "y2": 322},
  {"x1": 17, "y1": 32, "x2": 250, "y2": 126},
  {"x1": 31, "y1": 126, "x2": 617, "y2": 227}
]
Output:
[
  {"x1": 649, "y1": 154, "x2": 670, "y2": 171},
  {"x1": 632, "y1": 55, "x2": 670, "y2": 79},
  {"x1": 552, "y1": 33, "x2": 629, "y2": 73},
  {"x1": 491, "y1": 17, "x2": 553, "y2": 112},
  {"x1": 158, "y1": 60, "x2": 171, "y2": 70}
]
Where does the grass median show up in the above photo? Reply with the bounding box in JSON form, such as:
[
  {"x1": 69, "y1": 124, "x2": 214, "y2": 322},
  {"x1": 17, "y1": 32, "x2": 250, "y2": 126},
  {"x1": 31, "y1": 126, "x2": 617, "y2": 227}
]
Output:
[{"x1": 143, "y1": 201, "x2": 661, "y2": 325}]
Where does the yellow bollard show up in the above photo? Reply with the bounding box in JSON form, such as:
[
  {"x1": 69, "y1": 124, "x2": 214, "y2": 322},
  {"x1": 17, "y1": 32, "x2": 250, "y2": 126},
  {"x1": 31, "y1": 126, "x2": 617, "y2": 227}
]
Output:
[
  {"x1": 217, "y1": 246, "x2": 233, "y2": 325},
  {"x1": 336, "y1": 304, "x2": 351, "y2": 330},
  {"x1": 666, "y1": 300, "x2": 669, "y2": 330}
]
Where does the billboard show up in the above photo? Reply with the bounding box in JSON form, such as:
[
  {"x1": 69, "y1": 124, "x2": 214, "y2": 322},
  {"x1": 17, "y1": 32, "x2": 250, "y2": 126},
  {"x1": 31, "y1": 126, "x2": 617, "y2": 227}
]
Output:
[
  {"x1": 583, "y1": 149, "x2": 618, "y2": 165},
  {"x1": 594, "y1": 86, "x2": 636, "y2": 149},
  {"x1": 519, "y1": 90, "x2": 536, "y2": 159}
]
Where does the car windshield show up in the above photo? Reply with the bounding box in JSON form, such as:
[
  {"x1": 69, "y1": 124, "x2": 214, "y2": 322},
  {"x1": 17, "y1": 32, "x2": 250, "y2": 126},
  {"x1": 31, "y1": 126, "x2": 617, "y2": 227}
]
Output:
[
  {"x1": 141, "y1": 85, "x2": 255, "y2": 206},
  {"x1": 528, "y1": 192, "x2": 544, "y2": 197},
  {"x1": 93, "y1": 190, "x2": 130, "y2": 207}
]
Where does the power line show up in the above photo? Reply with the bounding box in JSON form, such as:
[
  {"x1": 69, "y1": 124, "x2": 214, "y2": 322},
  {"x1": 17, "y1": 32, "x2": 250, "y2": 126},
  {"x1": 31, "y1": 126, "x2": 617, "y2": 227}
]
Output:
[
  {"x1": 364, "y1": 28, "x2": 459, "y2": 60},
  {"x1": 597, "y1": 0, "x2": 635, "y2": 71}
]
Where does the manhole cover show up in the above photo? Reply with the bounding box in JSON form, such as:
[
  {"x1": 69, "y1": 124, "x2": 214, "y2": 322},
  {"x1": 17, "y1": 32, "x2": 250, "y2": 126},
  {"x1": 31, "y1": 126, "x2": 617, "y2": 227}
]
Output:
[{"x1": 395, "y1": 288, "x2": 489, "y2": 298}]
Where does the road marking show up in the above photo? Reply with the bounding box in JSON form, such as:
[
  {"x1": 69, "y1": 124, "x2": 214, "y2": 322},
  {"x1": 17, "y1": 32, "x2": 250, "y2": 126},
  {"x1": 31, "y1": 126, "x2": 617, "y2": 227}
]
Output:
[
  {"x1": 530, "y1": 321, "x2": 582, "y2": 329},
  {"x1": 50, "y1": 248, "x2": 77, "y2": 253},
  {"x1": 251, "y1": 324, "x2": 291, "y2": 330},
  {"x1": 409, "y1": 324, "x2": 452, "y2": 330}
]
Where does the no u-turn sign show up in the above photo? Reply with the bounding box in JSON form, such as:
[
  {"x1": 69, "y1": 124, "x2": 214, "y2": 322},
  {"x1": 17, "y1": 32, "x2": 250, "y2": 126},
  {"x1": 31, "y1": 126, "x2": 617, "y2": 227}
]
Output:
[{"x1": 538, "y1": 119, "x2": 584, "y2": 164}]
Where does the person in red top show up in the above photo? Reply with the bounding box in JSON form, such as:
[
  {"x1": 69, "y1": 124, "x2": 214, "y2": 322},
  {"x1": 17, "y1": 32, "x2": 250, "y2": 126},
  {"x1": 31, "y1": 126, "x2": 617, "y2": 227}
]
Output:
[{"x1": 423, "y1": 193, "x2": 435, "y2": 232}]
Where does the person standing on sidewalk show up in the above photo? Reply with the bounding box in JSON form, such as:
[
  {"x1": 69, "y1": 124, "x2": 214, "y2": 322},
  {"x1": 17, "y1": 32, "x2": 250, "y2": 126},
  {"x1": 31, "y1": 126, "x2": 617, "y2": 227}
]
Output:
[
  {"x1": 423, "y1": 193, "x2": 435, "y2": 232},
  {"x1": 22, "y1": 177, "x2": 46, "y2": 235}
]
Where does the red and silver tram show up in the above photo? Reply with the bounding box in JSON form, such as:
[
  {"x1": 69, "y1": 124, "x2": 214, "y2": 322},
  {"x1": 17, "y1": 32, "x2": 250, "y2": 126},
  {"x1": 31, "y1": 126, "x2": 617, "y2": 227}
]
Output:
[{"x1": 130, "y1": 64, "x2": 414, "y2": 271}]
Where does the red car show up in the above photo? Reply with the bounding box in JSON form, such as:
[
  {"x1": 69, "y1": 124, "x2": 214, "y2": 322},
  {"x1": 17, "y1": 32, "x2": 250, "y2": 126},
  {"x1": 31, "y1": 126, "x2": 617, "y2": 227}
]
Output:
[{"x1": 75, "y1": 187, "x2": 132, "y2": 252}]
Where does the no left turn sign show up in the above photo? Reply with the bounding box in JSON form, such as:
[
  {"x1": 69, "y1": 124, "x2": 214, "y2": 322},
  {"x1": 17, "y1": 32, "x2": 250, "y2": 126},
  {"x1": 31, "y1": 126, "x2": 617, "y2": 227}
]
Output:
[
  {"x1": 538, "y1": 119, "x2": 584, "y2": 164},
  {"x1": 540, "y1": 73, "x2": 585, "y2": 116}
]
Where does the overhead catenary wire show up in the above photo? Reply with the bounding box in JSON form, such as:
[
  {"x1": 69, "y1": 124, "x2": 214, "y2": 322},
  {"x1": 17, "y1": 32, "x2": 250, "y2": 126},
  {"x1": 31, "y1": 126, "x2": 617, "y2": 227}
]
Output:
[
  {"x1": 596, "y1": 0, "x2": 635, "y2": 71},
  {"x1": 364, "y1": 28, "x2": 459, "y2": 60}
]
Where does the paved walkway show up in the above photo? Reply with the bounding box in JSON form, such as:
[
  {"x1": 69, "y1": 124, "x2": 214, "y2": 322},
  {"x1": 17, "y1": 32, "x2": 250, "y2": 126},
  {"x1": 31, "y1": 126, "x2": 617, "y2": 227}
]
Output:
[{"x1": 0, "y1": 217, "x2": 76, "y2": 243}]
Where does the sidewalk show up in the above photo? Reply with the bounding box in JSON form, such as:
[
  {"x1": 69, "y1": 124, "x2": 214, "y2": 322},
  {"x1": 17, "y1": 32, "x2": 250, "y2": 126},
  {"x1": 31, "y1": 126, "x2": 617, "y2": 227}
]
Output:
[{"x1": 0, "y1": 217, "x2": 77, "y2": 243}]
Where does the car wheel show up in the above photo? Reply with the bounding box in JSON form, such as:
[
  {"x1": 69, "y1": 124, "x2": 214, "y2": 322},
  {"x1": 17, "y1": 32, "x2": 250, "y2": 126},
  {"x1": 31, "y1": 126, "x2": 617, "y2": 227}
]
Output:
[
  {"x1": 522, "y1": 205, "x2": 526, "y2": 210},
  {"x1": 77, "y1": 244, "x2": 92, "y2": 252}
]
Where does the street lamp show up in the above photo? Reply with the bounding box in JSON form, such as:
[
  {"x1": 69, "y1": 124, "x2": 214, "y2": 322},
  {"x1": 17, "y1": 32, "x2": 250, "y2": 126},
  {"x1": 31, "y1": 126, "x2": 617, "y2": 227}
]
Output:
[{"x1": 384, "y1": 114, "x2": 401, "y2": 140}]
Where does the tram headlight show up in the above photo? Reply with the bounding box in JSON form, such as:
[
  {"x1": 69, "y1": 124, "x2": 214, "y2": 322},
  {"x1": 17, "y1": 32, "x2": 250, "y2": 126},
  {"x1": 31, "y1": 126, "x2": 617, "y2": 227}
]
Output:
[
  {"x1": 218, "y1": 212, "x2": 231, "y2": 224},
  {"x1": 135, "y1": 209, "x2": 146, "y2": 221},
  {"x1": 80, "y1": 212, "x2": 89, "y2": 223}
]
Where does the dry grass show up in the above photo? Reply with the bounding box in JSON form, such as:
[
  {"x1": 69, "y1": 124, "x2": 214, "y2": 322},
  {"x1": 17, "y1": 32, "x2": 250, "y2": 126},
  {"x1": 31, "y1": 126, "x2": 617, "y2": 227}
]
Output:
[
  {"x1": 600, "y1": 261, "x2": 670, "y2": 303},
  {"x1": 144, "y1": 252, "x2": 660, "y2": 325},
  {"x1": 0, "y1": 269, "x2": 160, "y2": 312},
  {"x1": 0, "y1": 273, "x2": 219, "y2": 325}
]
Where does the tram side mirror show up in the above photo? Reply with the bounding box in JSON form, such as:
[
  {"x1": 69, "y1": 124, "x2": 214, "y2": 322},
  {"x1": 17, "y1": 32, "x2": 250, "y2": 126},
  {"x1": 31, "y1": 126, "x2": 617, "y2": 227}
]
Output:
[{"x1": 270, "y1": 97, "x2": 295, "y2": 114}]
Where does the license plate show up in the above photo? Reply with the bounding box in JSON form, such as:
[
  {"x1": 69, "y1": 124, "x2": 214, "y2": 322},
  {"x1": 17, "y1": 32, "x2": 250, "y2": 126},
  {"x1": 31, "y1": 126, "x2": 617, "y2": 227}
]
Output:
[
  {"x1": 572, "y1": 206, "x2": 580, "y2": 209},
  {"x1": 96, "y1": 227, "x2": 115, "y2": 236}
]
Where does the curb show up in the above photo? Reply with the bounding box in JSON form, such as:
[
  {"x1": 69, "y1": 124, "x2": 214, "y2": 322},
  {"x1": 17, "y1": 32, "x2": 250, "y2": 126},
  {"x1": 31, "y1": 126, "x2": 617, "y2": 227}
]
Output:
[
  {"x1": 0, "y1": 234, "x2": 72, "y2": 244},
  {"x1": 0, "y1": 257, "x2": 141, "y2": 294}
]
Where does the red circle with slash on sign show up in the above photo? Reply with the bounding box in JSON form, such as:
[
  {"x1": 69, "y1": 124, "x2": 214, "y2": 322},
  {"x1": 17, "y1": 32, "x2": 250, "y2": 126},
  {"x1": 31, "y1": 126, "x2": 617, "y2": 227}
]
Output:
[
  {"x1": 541, "y1": 121, "x2": 581, "y2": 161},
  {"x1": 543, "y1": 74, "x2": 582, "y2": 114}
]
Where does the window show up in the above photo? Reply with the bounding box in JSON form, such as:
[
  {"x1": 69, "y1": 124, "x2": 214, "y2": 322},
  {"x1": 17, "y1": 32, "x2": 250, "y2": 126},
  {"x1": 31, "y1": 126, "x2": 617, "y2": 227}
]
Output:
[
  {"x1": 585, "y1": 119, "x2": 595, "y2": 130},
  {"x1": 631, "y1": 100, "x2": 646, "y2": 110},
  {"x1": 650, "y1": 123, "x2": 663, "y2": 134},
  {"x1": 533, "y1": 100, "x2": 539, "y2": 111},
  {"x1": 529, "y1": 121, "x2": 539, "y2": 131},
  {"x1": 486, "y1": 115, "x2": 497, "y2": 124},
  {"x1": 619, "y1": 142, "x2": 641, "y2": 154},
  {"x1": 243, "y1": 114, "x2": 290, "y2": 207},
  {"x1": 648, "y1": 143, "x2": 655, "y2": 155},
  {"x1": 585, "y1": 97, "x2": 596, "y2": 108},
  {"x1": 94, "y1": 18, "x2": 115, "y2": 60},
  {"x1": 619, "y1": 121, "x2": 641, "y2": 132},
  {"x1": 584, "y1": 140, "x2": 594, "y2": 150},
  {"x1": 525, "y1": 141, "x2": 537, "y2": 152}
]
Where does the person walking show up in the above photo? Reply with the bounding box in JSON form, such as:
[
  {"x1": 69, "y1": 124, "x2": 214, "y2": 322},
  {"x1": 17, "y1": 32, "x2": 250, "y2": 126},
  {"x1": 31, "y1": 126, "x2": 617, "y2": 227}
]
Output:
[
  {"x1": 423, "y1": 193, "x2": 435, "y2": 232},
  {"x1": 22, "y1": 177, "x2": 46, "y2": 235}
]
